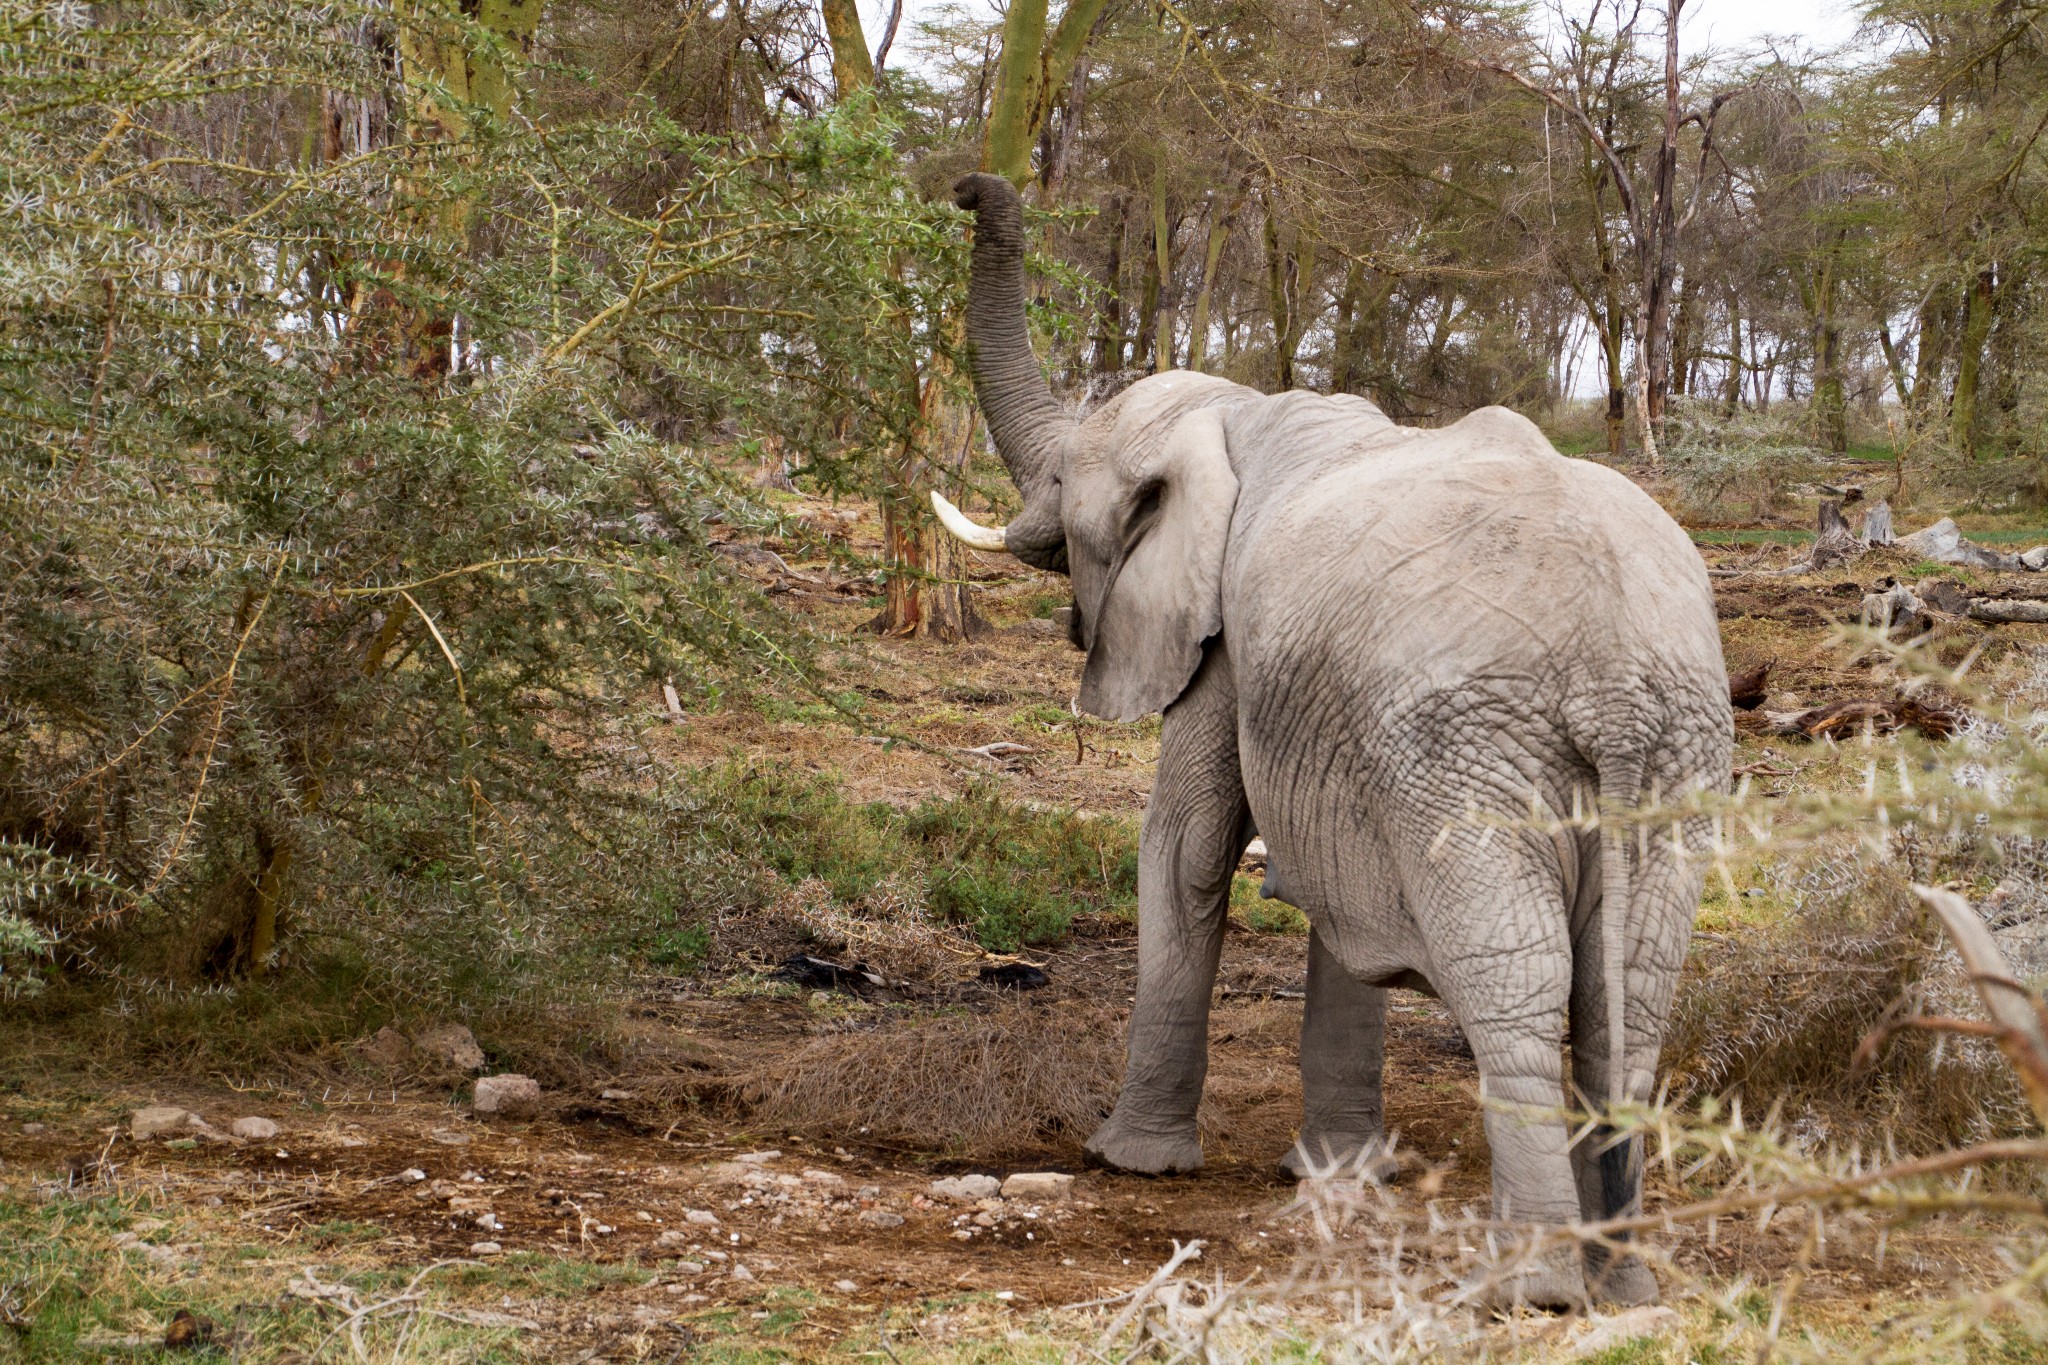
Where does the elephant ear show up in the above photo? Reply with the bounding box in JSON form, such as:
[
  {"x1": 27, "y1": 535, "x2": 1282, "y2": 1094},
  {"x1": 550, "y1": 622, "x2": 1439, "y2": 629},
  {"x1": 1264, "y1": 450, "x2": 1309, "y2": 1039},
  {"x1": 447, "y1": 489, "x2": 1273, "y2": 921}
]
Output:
[{"x1": 1079, "y1": 408, "x2": 1239, "y2": 722}]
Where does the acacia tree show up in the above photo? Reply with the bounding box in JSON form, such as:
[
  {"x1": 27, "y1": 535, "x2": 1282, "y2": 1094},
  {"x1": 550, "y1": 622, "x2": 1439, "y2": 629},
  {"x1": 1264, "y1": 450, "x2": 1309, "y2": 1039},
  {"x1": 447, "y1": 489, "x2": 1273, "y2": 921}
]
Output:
[{"x1": 813, "y1": 0, "x2": 1110, "y2": 640}]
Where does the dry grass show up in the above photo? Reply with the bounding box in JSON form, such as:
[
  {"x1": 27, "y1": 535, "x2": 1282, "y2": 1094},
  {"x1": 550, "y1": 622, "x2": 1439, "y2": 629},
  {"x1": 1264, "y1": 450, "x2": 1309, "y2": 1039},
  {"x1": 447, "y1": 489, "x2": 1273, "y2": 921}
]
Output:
[
  {"x1": 738, "y1": 997, "x2": 1124, "y2": 1155},
  {"x1": 1665, "y1": 851, "x2": 2030, "y2": 1149},
  {"x1": 771, "y1": 875, "x2": 984, "y2": 983}
]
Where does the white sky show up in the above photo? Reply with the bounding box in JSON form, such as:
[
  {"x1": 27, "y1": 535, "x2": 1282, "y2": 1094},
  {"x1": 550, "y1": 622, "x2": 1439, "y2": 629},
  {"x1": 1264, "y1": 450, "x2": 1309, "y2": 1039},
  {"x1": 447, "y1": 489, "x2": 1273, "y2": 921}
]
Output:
[{"x1": 864, "y1": 0, "x2": 1875, "y2": 65}]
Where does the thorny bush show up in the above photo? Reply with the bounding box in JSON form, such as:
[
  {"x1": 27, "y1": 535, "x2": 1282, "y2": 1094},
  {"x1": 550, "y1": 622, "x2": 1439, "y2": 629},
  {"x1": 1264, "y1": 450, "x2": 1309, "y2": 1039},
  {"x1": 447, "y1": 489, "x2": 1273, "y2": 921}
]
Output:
[{"x1": 0, "y1": 2, "x2": 960, "y2": 1019}]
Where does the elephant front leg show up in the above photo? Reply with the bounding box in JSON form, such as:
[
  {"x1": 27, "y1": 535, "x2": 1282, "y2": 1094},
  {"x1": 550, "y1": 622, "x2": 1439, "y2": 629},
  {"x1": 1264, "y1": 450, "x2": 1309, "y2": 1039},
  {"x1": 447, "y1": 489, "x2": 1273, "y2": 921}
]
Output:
[
  {"x1": 1083, "y1": 646, "x2": 1246, "y2": 1176},
  {"x1": 1280, "y1": 928, "x2": 1389, "y2": 1179}
]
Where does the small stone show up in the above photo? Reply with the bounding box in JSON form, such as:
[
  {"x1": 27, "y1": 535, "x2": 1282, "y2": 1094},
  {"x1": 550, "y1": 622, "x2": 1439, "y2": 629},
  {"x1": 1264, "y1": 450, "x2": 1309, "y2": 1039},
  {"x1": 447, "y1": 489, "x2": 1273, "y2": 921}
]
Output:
[
  {"x1": 928, "y1": 1174, "x2": 1000, "y2": 1202},
  {"x1": 469, "y1": 1241, "x2": 503, "y2": 1256},
  {"x1": 858, "y1": 1210, "x2": 904, "y2": 1229},
  {"x1": 2023, "y1": 546, "x2": 2048, "y2": 572},
  {"x1": 635, "y1": 1211, "x2": 653, "y2": 1222},
  {"x1": 230, "y1": 1117, "x2": 279, "y2": 1141},
  {"x1": 401, "y1": 1168, "x2": 427, "y2": 1182},
  {"x1": 834, "y1": 1279, "x2": 858, "y2": 1292},
  {"x1": 131, "y1": 1106, "x2": 196, "y2": 1140},
  {"x1": 413, "y1": 1023, "x2": 486, "y2": 1072},
  {"x1": 600, "y1": 1088, "x2": 635, "y2": 1101},
  {"x1": 21, "y1": 1122, "x2": 46, "y2": 1135},
  {"x1": 472, "y1": 1074, "x2": 541, "y2": 1119},
  {"x1": 801, "y1": 1169, "x2": 844, "y2": 1186},
  {"x1": 594, "y1": 1224, "x2": 615, "y2": 1235},
  {"x1": 676, "y1": 1260, "x2": 705, "y2": 1273},
  {"x1": 656, "y1": 1230, "x2": 690, "y2": 1248},
  {"x1": 475, "y1": 1213, "x2": 502, "y2": 1231},
  {"x1": 685, "y1": 1209, "x2": 719, "y2": 1226},
  {"x1": 972, "y1": 1211, "x2": 996, "y2": 1228},
  {"x1": 359, "y1": 1025, "x2": 412, "y2": 1068},
  {"x1": 999, "y1": 1172, "x2": 1075, "y2": 1201},
  {"x1": 951, "y1": 1228, "x2": 973, "y2": 1241},
  {"x1": 736, "y1": 1150, "x2": 781, "y2": 1164},
  {"x1": 730, "y1": 1263, "x2": 755, "y2": 1282}
]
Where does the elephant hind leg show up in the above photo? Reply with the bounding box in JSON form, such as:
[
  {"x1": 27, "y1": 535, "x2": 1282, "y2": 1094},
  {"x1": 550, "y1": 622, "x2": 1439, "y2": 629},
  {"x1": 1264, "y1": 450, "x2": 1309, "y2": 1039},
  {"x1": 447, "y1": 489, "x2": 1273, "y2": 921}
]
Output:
[
  {"x1": 1567, "y1": 824, "x2": 1702, "y2": 1306},
  {"x1": 1280, "y1": 927, "x2": 1389, "y2": 1180},
  {"x1": 1415, "y1": 850, "x2": 1586, "y2": 1311}
]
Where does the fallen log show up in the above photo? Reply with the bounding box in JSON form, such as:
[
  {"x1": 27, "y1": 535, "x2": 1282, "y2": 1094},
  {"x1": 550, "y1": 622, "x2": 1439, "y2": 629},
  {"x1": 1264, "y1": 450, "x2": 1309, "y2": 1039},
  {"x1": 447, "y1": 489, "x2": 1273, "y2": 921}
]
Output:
[
  {"x1": 1968, "y1": 598, "x2": 2048, "y2": 624},
  {"x1": 1894, "y1": 518, "x2": 2019, "y2": 571}
]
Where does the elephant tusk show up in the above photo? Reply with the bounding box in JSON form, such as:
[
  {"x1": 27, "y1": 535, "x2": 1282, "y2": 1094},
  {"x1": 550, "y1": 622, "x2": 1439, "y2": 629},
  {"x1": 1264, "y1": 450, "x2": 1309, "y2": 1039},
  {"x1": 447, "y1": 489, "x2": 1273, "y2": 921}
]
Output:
[{"x1": 929, "y1": 491, "x2": 1009, "y2": 552}]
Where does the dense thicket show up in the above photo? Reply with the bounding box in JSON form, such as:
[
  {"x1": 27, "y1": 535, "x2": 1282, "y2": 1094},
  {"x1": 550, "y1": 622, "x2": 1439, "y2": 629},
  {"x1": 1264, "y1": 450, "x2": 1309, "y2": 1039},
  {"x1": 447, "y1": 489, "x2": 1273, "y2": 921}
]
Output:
[{"x1": 0, "y1": 1, "x2": 948, "y2": 1002}]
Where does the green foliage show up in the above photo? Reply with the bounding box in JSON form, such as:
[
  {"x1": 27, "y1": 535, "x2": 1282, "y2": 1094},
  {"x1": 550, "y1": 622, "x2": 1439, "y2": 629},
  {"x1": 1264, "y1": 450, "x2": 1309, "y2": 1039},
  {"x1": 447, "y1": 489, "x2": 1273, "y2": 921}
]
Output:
[
  {"x1": 1232, "y1": 874, "x2": 1308, "y2": 934},
  {"x1": 701, "y1": 766, "x2": 1138, "y2": 950},
  {"x1": 1663, "y1": 401, "x2": 1823, "y2": 523},
  {"x1": 0, "y1": 3, "x2": 957, "y2": 1009}
]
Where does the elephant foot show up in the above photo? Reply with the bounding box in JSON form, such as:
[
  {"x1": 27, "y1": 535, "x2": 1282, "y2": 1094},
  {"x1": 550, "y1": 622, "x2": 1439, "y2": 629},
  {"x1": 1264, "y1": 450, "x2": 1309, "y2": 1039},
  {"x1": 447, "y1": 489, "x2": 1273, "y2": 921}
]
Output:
[
  {"x1": 1278, "y1": 1132, "x2": 1397, "y2": 1182},
  {"x1": 1585, "y1": 1246, "x2": 1660, "y2": 1307},
  {"x1": 1083, "y1": 1111, "x2": 1204, "y2": 1175},
  {"x1": 1469, "y1": 1246, "x2": 1588, "y2": 1315}
]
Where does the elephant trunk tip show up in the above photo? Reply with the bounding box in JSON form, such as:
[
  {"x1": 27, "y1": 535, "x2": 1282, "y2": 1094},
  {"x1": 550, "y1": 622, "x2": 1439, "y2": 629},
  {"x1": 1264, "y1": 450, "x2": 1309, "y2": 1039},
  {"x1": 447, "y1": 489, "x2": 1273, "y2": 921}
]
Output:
[{"x1": 952, "y1": 172, "x2": 1012, "y2": 213}]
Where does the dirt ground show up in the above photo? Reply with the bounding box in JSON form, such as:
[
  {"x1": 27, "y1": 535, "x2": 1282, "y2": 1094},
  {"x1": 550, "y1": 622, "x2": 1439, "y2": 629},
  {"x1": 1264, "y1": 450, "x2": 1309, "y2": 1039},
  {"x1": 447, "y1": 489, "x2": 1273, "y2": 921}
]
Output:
[{"x1": 4, "y1": 465, "x2": 2045, "y2": 1361}]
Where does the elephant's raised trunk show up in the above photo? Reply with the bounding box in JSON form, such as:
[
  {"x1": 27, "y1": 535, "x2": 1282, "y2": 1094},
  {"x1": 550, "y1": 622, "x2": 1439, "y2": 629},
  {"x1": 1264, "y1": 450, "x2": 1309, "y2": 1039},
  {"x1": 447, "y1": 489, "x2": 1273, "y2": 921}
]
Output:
[{"x1": 952, "y1": 172, "x2": 1072, "y2": 573}]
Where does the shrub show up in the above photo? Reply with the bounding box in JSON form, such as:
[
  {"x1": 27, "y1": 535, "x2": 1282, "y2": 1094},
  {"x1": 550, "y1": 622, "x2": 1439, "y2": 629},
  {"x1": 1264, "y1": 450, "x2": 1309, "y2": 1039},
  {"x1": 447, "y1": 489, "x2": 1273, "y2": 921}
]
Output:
[
  {"x1": 1663, "y1": 400, "x2": 1824, "y2": 522},
  {"x1": 0, "y1": 3, "x2": 950, "y2": 1018}
]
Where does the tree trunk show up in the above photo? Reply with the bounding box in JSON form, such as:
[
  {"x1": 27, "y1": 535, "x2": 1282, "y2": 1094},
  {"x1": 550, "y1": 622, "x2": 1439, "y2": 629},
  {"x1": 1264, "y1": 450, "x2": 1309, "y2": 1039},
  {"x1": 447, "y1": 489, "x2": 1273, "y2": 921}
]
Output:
[
  {"x1": 1912, "y1": 290, "x2": 1949, "y2": 418},
  {"x1": 1186, "y1": 189, "x2": 1235, "y2": 373},
  {"x1": 1037, "y1": 53, "x2": 1090, "y2": 207},
  {"x1": 1668, "y1": 272, "x2": 1694, "y2": 400},
  {"x1": 1263, "y1": 195, "x2": 1292, "y2": 390},
  {"x1": 876, "y1": 368, "x2": 982, "y2": 640},
  {"x1": 1721, "y1": 295, "x2": 1743, "y2": 413},
  {"x1": 1261, "y1": 192, "x2": 1314, "y2": 392},
  {"x1": 982, "y1": 0, "x2": 1051, "y2": 183},
  {"x1": 818, "y1": 0, "x2": 876, "y2": 96},
  {"x1": 1135, "y1": 216, "x2": 1160, "y2": 371},
  {"x1": 983, "y1": 0, "x2": 1112, "y2": 184},
  {"x1": 1150, "y1": 163, "x2": 1176, "y2": 372},
  {"x1": 1952, "y1": 267, "x2": 1994, "y2": 458},
  {"x1": 1876, "y1": 317, "x2": 1912, "y2": 407},
  {"x1": 1806, "y1": 245, "x2": 1846, "y2": 456},
  {"x1": 1330, "y1": 258, "x2": 1366, "y2": 394},
  {"x1": 1095, "y1": 192, "x2": 1127, "y2": 372}
]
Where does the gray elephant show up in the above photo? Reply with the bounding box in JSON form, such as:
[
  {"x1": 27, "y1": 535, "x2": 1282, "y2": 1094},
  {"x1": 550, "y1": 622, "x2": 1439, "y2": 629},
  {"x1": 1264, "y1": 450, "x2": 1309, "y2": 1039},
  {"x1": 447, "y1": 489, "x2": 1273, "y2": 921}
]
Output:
[{"x1": 932, "y1": 174, "x2": 1730, "y2": 1308}]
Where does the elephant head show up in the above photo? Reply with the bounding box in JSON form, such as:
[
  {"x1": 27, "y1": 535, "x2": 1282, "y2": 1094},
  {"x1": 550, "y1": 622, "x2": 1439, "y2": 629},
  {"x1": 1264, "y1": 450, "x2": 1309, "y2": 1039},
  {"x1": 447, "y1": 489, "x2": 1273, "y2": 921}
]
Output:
[{"x1": 936, "y1": 172, "x2": 1242, "y2": 723}]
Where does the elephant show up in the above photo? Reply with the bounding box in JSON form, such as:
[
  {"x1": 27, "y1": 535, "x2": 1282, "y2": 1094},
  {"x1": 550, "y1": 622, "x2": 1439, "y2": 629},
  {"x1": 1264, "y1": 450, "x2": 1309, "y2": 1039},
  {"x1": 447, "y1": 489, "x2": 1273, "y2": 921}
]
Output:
[{"x1": 931, "y1": 173, "x2": 1731, "y2": 1309}]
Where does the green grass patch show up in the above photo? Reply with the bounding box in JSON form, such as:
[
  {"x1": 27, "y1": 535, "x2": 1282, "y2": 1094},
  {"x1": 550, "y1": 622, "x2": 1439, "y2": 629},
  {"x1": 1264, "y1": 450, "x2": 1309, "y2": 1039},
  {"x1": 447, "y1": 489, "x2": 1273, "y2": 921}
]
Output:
[
  {"x1": 0, "y1": 1188, "x2": 524, "y2": 1363},
  {"x1": 698, "y1": 766, "x2": 1139, "y2": 951},
  {"x1": 1231, "y1": 874, "x2": 1309, "y2": 935}
]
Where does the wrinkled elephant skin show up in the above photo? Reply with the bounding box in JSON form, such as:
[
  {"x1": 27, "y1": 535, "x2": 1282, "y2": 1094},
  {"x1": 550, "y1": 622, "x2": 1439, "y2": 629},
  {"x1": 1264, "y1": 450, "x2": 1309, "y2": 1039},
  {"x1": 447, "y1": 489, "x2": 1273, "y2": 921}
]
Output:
[{"x1": 941, "y1": 173, "x2": 1730, "y2": 1310}]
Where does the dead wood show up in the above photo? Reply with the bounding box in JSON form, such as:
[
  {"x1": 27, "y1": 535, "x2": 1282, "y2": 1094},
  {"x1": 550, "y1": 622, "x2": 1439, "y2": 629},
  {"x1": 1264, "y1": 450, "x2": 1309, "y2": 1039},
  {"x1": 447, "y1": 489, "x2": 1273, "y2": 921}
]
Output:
[
  {"x1": 1913, "y1": 886, "x2": 2048, "y2": 1126},
  {"x1": 1777, "y1": 500, "x2": 1865, "y2": 574},
  {"x1": 1861, "y1": 499, "x2": 1894, "y2": 547},
  {"x1": 1860, "y1": 579, "x2": 1929, "y2": 637},
  {"x1": 1727, "y1": 658, "x2": 1773, "y2": 710},
  {"x1": 1967, "y1": 598, "x2": 2048, "y2": 624},
  {"x1": 1894, "y1": 518, "x2": 2019, "y2": 571},
  {"x1": 1760, "y1": 696, "x2": 1963, "y2": 741}
]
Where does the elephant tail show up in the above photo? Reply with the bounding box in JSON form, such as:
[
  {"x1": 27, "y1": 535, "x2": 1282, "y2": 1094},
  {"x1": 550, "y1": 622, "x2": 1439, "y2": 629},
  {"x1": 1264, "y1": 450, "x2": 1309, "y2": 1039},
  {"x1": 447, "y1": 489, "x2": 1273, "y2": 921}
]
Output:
[{"x1": 1595, "y1": 753, "x2": 1642, "y2": 1113}]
